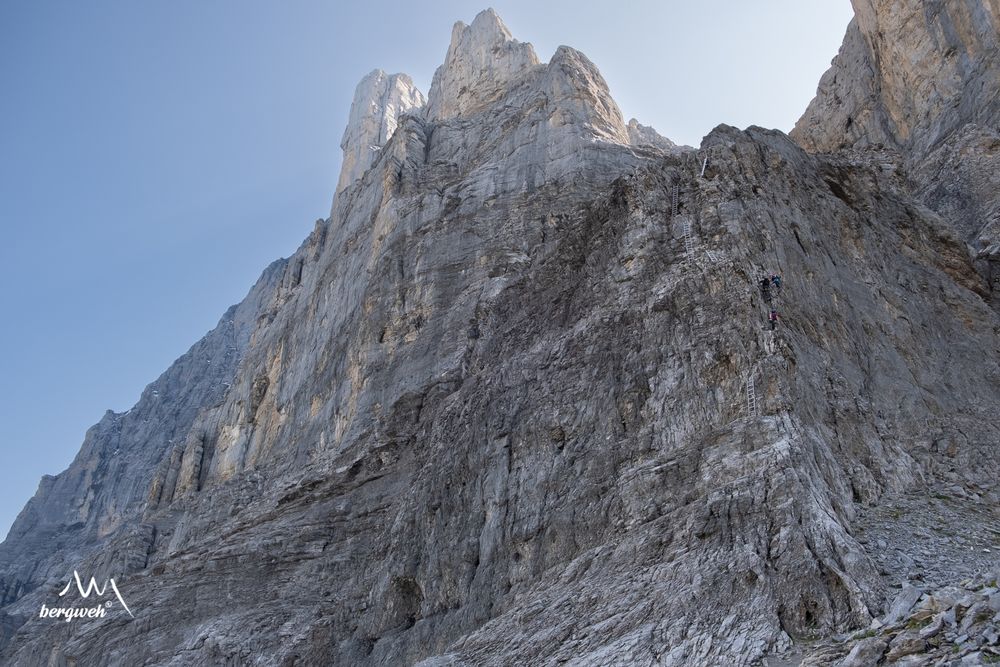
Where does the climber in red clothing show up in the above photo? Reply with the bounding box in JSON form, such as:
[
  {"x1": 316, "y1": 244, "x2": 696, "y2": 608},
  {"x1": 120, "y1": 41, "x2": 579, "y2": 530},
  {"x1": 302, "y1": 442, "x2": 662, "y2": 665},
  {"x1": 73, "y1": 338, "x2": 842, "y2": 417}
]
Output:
[{"x1": 769, "y1": 309, "x2": 780, "y2": 330}]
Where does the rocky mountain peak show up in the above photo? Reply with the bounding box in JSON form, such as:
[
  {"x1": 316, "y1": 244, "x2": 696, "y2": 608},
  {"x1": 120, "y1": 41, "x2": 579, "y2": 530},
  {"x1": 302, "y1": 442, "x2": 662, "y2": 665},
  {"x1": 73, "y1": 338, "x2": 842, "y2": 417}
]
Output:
[
  {"x1": 626, "y1": 117, "x2": 685, "y2": 152},
  {"x1": 537, "y1": 44, "x2": 632, "y2": 145},
  {"x1": 334, "y1": 68, "x2": 425, "y2": 202},
  {"x1": 424, "y1": 8, "x2": 540, "y2": 120}
]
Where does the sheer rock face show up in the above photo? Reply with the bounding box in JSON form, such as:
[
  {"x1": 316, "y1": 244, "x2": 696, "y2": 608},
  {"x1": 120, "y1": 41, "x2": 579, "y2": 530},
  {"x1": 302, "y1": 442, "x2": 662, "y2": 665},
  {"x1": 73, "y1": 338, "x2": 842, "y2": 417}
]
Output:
[
  {"x1": 911, "y1": 122, "x2": 1000, "y2": 308},
  {"x1": 334, "y1": 69, "x2": 426, "y2": 205},
  {"x1": 792, "y1": 0, "x2": 1000, "y2": 305},
  {"x1": 2, "y1": 7, "x2": 999, "y2": 667},
  {"x1": 791, "y1": 18, "x2": 886, "y2": 153},
  {"x1": 792, "y1": 0, "x2": 1000, "y2": 157}
]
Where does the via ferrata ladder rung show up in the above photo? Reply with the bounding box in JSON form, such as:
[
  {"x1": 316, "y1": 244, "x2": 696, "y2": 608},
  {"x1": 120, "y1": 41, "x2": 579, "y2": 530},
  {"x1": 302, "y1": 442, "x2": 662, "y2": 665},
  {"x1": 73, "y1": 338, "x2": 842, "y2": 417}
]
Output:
[
  {"x1": 683, "y1": 219, "x2": 695, "y2": 255},
  {"x1": 746, "y1": 374, "x2": 759, "y2": 418}
]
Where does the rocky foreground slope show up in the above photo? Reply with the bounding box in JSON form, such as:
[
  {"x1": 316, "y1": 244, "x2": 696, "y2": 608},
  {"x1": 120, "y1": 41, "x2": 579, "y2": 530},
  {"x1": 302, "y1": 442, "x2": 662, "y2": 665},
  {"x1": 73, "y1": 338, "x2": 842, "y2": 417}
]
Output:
[{"x1": 1, "y1": 5, "x2": 999, "y2": 666}]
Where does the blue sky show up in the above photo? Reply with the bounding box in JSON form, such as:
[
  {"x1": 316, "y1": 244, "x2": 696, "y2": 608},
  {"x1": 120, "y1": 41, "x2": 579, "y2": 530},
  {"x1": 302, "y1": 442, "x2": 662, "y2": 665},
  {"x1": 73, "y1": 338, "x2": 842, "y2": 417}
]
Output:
[{"x1": 0, "y1": 1, "x2": 854, "y2": 539}]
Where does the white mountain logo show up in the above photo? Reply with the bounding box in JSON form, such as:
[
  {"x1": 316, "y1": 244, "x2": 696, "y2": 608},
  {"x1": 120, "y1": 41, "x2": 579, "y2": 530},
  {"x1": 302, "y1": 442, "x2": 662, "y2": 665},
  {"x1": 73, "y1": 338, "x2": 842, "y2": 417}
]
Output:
[{"x1": 38, "y1": 571, "x2": 134, "y2": 622}]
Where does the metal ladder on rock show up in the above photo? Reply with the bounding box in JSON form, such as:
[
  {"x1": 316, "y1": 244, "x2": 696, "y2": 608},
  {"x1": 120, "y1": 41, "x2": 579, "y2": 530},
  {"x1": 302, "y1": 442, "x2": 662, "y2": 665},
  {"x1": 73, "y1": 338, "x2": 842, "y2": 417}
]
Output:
[
  {"x1": 675, "y1": 183, "x2": 696, "y2": 257},
  {"x1": 674, "y1": 183, "x2": 699, "y2": 258},
  {"x1": 682, "y1": 219, "x2": 695, "y2": 255},
  {"x1": 746, "y1": 372, "x2": 759, "y2": 418},
  {"x1": 675, "y1": 182, "x2": 720, "y2": 262}
]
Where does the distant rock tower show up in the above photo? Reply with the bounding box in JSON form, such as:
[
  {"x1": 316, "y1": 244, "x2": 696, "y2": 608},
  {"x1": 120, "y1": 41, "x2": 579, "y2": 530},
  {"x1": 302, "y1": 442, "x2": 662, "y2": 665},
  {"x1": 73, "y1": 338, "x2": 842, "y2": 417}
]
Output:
[{"x1": 333, "y1": 69, "x2": 425, "y2": 210}]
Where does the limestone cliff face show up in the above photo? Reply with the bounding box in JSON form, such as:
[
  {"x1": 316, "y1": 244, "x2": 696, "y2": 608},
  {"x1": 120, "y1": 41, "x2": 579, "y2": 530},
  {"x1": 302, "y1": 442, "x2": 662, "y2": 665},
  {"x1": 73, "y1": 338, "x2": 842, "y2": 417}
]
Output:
[
  {"x1": 1, "y1": 7, "x2": 999, "y2": 667},
  {"x1": 0, "y1": 258, "x2": 283, "y2": 602},
  {"x1": 334, "y1": 69, "x2": 425, "y2": 203},
  {"x1": 793, "y1": 0, "x2": 1000, "y2": 307},
  {"x1": 793, "y1": 0, "x2": 1000, "y2": 157}
]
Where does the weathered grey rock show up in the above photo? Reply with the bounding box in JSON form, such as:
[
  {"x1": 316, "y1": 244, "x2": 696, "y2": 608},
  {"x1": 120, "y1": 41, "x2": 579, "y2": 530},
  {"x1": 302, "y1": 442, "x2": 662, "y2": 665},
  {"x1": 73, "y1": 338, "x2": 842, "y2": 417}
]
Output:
[
  {"x1": 931, "y1": 587, "x2": 975, "y2": 614},
  {"x1": 793, "y1": 0, "x2": 1000, "y2": 158},
  {"x1": 626, "y1": 118, "x2": 686, "y2": 153},
  {"x1": 333, "y1": 68, "x2": 425, "y2": 204},
  {"x1": 806, "y1": 576, "x2": 1000, "y2": 665},
  {"x1": 910, "y1": 122, "x2": 1000, "y2": 309},
  {"x1": 919, "y1": 611, "x2": 947, "y2": 639},
  {"x1": 836, "y1": 636, "x2": 887, "y2": 667},
  {"x1": 886, "y1": 630, "x2": 926, "y2": 661},
  {"x1": 891, "y1": 656, "x2": 933, "y2": 667},
  {"x1": 0, "y1": 257, "x2": 285, "y2": 646},
  {"x1": 424, "y1": 9, "x2": 539, "y2": 121},
  {"x1": 793, "y1": 0, "x2": 1000, "y2": 308},
  {"x1": 884, "y1": 585, "x2": 925, "y2": 626},
  {"x1": 959, "y1": 651, "x2": 987, "y2": 666},
  {"x1": 1, "y1": 4, "x2": 999, "y2": 667},
  {"x1": 960, "y1": 601, "x2": 996, "y2": 635}
]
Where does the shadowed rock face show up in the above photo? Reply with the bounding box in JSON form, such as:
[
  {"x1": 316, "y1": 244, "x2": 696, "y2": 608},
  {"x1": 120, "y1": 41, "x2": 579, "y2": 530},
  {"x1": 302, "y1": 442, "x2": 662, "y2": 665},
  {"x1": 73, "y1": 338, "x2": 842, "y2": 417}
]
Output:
[
  {"x1": 792, "y1": 0, "x2": 1000, "y2": 308},
  {"x1": 2, "y1": 7, "x2": 999, "y2": 667}
]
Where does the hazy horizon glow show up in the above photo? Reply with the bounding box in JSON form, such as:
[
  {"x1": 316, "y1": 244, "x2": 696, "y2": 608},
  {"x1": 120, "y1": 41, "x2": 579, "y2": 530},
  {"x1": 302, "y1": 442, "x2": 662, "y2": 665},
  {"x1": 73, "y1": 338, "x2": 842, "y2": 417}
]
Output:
[{"x1": 0, "y1": 1, "x2": 854, "y2": 539}]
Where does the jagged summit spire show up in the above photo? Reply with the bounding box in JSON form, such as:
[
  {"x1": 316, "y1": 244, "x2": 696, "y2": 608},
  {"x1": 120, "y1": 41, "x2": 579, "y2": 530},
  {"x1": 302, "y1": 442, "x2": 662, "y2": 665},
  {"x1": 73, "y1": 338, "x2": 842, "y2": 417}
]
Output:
[
  {"x1": 424, "y1": 8, "x2": 540, "y2": 120},
  {"x1": 333, "y1": 68, "x2": 425, "y2": 203},
  {"x1": 331, "y1": 8, "x2": 686, "y2": 211}
]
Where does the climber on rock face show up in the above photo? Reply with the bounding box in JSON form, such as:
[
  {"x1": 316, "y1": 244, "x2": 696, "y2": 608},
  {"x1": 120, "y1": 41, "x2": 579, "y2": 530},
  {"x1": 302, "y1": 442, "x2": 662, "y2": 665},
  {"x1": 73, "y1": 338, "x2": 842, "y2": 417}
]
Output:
[
  {"x1": 769, "y1": 309, "x2": 780, "y2": 330},
  {"x1": 771, "y1": 274, "x2": 782, "y2": 290},
  {"x1": 759, "y1": 277, "x2": 772, "y2": 303}
]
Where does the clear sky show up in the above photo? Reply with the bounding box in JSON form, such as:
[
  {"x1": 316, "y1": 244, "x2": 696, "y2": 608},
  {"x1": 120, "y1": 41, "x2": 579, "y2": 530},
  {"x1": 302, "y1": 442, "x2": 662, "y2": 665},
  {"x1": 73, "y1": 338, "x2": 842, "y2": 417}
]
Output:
[{"x1": 0, "y1": 1, "x2": 854, "y2": 540}]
